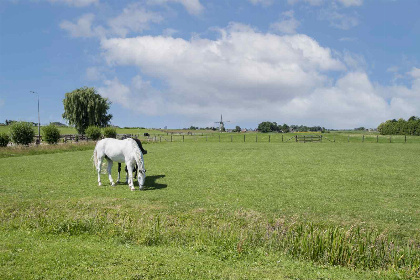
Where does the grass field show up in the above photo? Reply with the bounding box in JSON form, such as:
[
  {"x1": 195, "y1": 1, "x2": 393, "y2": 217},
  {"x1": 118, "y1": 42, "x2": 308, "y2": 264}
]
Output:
[{"x1": 1, "y1": 141, "x2": 419, "y2": 279}]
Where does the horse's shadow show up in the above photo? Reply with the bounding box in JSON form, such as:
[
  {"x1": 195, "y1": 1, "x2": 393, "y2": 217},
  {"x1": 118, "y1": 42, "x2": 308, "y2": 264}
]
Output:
[
  {"x1": 116, "y1": 175, "x2": 167, "y2": 190},
  {"x1": 142, "y1": 175, "x2": 167, "y2": 191}
]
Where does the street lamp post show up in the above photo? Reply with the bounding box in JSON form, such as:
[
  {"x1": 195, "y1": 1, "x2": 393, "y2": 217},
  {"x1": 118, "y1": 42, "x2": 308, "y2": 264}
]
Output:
[{"x1": 30, "y1": 91, "x2": 41, "y2": 144}]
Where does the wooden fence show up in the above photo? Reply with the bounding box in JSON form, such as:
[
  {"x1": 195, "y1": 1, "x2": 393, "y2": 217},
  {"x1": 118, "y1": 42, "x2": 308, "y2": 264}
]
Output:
[{"x1": 30, "y1": 133, "x2": 419, "y2": 145}]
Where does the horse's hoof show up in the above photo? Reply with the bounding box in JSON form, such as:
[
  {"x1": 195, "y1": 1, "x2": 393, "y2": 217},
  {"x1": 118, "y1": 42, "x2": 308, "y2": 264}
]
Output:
[
  {"x1": 139, "y1": 185, "x2": 145, "y2": 190},
  {"x1": 130, "y1": 187, "x2": 136, "y2": 191},
  {"x1": 98, "y1": 182, "x2": 102, "y2": 186},
  {"x1": 111, "y1": 182, "x2": 116, "y2": 187}
]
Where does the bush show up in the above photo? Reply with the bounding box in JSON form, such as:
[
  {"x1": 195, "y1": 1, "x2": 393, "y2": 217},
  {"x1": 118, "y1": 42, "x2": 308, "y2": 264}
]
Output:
[
  {"x1": 85, "y1": 126, "x2": 102, "y2": 141},
  {"x1": 0, "y1": 133, "x2": 10, "y2": 147},
  {"x1": 10, "y1": 122, "x2": 35, "y2": 145},
  {"x1": 103, "y1": 127, "x2": 117, "y2": 138},
  {"x1": 42, "y1": 124, "x2": 61, "y2": 144}
]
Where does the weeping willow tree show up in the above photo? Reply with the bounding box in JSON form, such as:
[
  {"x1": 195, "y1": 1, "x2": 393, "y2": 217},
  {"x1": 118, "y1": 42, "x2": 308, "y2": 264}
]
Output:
[{"x1": 62, "y1": 87, "x2": 112, "y2": 134}]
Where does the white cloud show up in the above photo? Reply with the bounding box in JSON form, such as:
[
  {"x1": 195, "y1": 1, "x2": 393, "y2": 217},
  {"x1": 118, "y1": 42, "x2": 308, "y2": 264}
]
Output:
[
  {"x1": 60, "y1": 13, "x2": 96, "y2": 37},
  {"x1": 97, "y1": 23, "x2": 420, "y2": 128},
  {"x1": 47, "y1": 0, "x2": 99, "y2": 7},
  {"x1": 337, "y1": 0, "x2": 363, "y2": 7},
  {"x1": 270, "y1": 10, "x2": 300, "y2": 34},
  {"x1": 319, "y1": 8, "x2": 359, "y2": 30},
  {"x1": 98, "y1": 76, "x2": 165, "y2": 116},
  {"x1": 288, "y1": 0, "x2": 324, "y2": 6},
  {"x1": 60, "y1": 3, "x2": 164, "y2": 38},
  {"x1": 148, "y1": 0, "x2": 204, "y2": 15},
  {"x1": 289, "y1": 0, "x2": 362, "y2": 30},
  {"x1": 408, "y1": 67, "x2": 420, "y2": 79},
  {"x1": 248, "y1": 0, "x2": 274, "y2": 7},
  {"x1": 108, "y1": 3, "x2": 163, "y2": 37},
  {"x1": 85, "y1": 67, "x2": 105, "y2": 81}
]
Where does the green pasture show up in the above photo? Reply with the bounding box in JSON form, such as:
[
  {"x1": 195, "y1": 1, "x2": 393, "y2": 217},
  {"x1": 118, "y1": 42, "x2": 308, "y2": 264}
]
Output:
[{"x1": 1, "y1": 141, "x2": 419, "y2": 279}]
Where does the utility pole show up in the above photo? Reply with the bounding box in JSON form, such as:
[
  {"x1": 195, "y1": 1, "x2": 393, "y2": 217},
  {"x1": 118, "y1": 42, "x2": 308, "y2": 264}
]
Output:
[{"x1": 30, "y1": 91, "x2": 41, "y2": 144}]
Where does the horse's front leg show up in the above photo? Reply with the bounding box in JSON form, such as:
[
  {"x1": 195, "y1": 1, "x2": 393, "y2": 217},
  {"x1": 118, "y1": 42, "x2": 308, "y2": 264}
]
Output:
[
  {"x1": 125, "y1": 165, "x2": 129, "y2": 184},
  {"x1": 126, "y1": 162, "x2": 135, "y2": 191},
  {"x1": 106, "y1": 159, "x2": 115, "y2": 186}
]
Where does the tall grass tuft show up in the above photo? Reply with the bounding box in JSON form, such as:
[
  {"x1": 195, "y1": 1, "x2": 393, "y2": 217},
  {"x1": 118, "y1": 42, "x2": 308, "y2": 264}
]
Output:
[{"x1": 2, "y1": 206, "x2": 418, "y2": 277}]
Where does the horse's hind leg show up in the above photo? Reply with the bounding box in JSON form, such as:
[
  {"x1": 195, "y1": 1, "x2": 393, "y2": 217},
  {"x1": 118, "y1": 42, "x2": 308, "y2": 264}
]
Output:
[
  {"x1": 106, "y1": 159, "x2": 115, "y2": 186},
  {"x1": 117, "y1": 163, "x2": 121, "y2": 183},
  {"x1": 97, "y1": 157, "x2": 103, "y2": 186}
]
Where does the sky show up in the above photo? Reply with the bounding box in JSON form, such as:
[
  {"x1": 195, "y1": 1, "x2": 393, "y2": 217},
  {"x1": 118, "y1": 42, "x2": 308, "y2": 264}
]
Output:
[{"x1": 1, "y1": 0, "x2": 420, "y2": 130}]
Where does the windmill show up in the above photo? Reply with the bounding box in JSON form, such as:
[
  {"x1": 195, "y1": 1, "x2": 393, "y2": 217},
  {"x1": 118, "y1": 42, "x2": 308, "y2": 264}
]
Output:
[{"x1": 215, "y1": 114, "x2": 230, "y2": 131}]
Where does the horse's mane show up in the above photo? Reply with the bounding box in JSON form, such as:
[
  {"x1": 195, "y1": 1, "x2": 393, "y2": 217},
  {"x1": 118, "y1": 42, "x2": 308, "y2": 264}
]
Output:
[{"x1": 127, "y1": 138, "x2": 144, "y2": 170}]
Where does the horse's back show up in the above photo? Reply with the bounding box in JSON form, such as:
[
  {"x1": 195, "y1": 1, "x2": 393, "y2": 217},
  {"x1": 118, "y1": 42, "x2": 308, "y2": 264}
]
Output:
[{"x1": 96, "y1": 138, "x2": 134, "y2": 163}]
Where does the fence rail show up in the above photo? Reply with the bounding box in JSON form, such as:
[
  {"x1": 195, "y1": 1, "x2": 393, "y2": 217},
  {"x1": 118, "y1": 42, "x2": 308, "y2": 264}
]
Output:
[{"x1": 27, "y1": 133, "x2": 420, "y2": 145}]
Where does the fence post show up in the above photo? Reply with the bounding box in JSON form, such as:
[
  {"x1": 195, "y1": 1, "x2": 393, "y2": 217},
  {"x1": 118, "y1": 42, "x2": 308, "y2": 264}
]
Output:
[
  {"x1": 282, "y1": 135, "x2": 284, "y2": 142},
  {"x1": 269, "y1": 135, "x2": 271, "y2": 143},
  {"x1": 183, "y1": 135, "x2": 184, "y2": 142},
  {"x1": 295, "y1": 135, "x2": 297, "y2": 142},
  {"x1": 171, "y1": 135, "x2": 172, "y2": 142}
]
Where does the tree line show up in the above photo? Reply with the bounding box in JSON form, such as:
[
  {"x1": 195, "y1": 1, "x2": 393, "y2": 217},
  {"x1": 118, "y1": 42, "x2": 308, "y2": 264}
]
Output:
[
  {"x1": 257, "y1": 121, "x2": 325, "y2": 133},
  {"x1": 377, "y1": 116, "x2": 420, "y2": 135}
]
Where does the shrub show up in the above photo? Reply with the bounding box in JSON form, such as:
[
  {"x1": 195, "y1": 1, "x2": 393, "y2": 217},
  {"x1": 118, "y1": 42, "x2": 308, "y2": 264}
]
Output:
[
  {"x1": 10, "y1": 122, "x2": 35, "y2": 145},
  {"x1": 42, "y1": 124, "x2": 61, "y2": 144},
  {"x1": 85, "y1": 125, "x2": 102, "y2": 141},
  {"x1": 0, "y1": 133, "x2": 10, "y2": 147},
  {"x1": 103, "y1": 127, "x2": 117, "y2": 138}
]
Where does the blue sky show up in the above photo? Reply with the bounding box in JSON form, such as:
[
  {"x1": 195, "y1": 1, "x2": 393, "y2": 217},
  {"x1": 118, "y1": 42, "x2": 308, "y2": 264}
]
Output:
[{"x1": 1, "y1": 0, "x2": 419, "y2": 129}]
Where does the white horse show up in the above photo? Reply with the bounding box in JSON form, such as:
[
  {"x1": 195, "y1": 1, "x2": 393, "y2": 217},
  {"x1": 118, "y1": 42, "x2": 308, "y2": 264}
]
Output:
[{"x1": 93, "y1": 138, "x2": 146, "y2": 191}]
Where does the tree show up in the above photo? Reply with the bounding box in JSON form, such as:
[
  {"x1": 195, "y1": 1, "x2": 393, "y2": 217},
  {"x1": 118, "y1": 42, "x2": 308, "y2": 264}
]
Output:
[
  {"x1": 234, "y1": 126, "x2": 241, "y2": 132},
  {"x1": 0, "y1": 133, "x2": 10, "y2": 147},
  {"x1": 103, "y1": 127, "x2": 117, "y2": 138},
  {"x1": 62, "y1": 87, "x2": 112, "y2": 134},
  {"x1": 258, "y1": 121, "x2": 277, "y2": 133},
  {"x1": 377, "y1": 116, "x2": 420, "y2": 135},
  {"x1": 85, "y1": 125, "x2": 102, "y2": 140},
  {"x1": 10, "y1": 121, "x2": 35, "y2": 145},
  {"x1": 42, "y1": 124, "x2": 61, "y2": 144},
  {"x1": 280, "y1": 123, "x2": 289, "y2": 133}
]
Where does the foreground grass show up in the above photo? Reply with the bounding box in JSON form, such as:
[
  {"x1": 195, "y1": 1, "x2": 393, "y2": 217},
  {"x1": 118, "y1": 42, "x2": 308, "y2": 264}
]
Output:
[{"x1": 1, "y1": 142, "x2": 419, "y2": 278}]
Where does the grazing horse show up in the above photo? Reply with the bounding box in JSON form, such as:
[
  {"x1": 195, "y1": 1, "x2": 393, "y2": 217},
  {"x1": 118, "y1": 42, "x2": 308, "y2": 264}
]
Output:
[
  {"x1": 93, "y1": 138, "x2": 146, "y2": 191},
  {"x1": 117, "y1": 138, "x2": 147, "y2": 184}
]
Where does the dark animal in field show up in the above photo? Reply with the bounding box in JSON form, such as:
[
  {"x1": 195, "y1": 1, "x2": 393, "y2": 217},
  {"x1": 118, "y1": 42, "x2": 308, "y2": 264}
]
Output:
[{"x1": 117, "y1": 138, "x2": 147, "y2": 184}]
